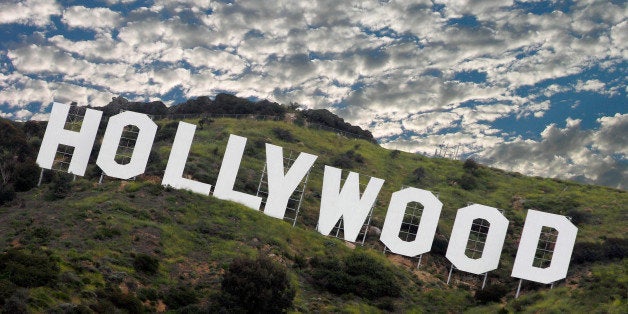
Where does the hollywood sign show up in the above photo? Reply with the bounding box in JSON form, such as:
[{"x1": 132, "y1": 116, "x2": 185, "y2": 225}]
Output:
[{"x1": 36, "y1": 102, "x2": 577, "y2": 285}]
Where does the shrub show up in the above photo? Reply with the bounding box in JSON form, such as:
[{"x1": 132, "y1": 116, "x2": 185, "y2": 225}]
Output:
[
  {"x1": 413, "y1": 167, "x2": 427, "y2": 183},
  {"x1": 463, "y1": 158, "x2": 479, "y2": 173},
  {"x1": 133, "y1": 253, "x2": 159, "y2": 275},
  {"x1": 345, "y1": 251, "x2": 401, "y2": 298},
  {"x1": 431, "y1": 236, "x2": 448, "y2": 256},
  {"x1": 0, "y1": 279, "x2": 16, "y2": 305},
  {"x1": 24, "y1": 226, "x2": 54, "y2": 245},
  {"x1": 2, "y1": 289, "x2": 28, "y2": 314},
  {"x1": 566, "y1": 208, "x2": 592, "y2": 226},
  {"x1": 94, "y1": 226, "x2": 122, "y2": 240},
  {"x1": 155, "y1": 121, "x2": 179, "y2": 142},
  {"x1": 137, "y1": 287, "x2": 159, "y2": 302},
  {"x1": 95, "y1": 284, "x2": 144, "y2": 314},
  {"x1": 273, "y1": 127, "x2": 297, "y2": 143},
  {"x1": 13, "y1": 161, "x2": 39, "y2": 192},
  {"x1": 309, "y1": 251, "x2": 401, "y2": 299},
  {"x1": 332, "y1": 150, "x2": 365, "y2": 169},
  {"x1": 459, "y1": 173, "x2": 477, "y2": 190},
  {"x1": 46, "y1": 172, "x2": 72, "y2": 200},
  {"x1": 571, "y1": 238, "x2": 626, "y2": 264},
  {"x1": 603, "y1": 237, "x2": 627, "y2": 260},
  {"x1": 221, "y1": 256, "x2": 295, "y2": 313},
  {"x1": 163, "y1": 286, "x2": 198, "y2": 310},
  {"x1": 572, "y1": 242, "x2": 602, "y2": 264},
  {"x1": 0, "y1": 183, "x2": 16, "y2": 205},
  {"x1": 474, "y1": 284, "x2": 508, "y2": 304},
  {"x1": 0, "y1": 248, "x2": 60, "y2": 287}
]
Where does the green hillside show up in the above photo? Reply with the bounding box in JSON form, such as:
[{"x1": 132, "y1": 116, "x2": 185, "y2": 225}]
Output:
[{"x1": 0, "y1": 113, "x2": 626, "y2": 313}]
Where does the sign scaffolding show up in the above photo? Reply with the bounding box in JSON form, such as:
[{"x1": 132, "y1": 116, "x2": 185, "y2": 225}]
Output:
[
  {"x1": 38, "y1": 105, "x2": 85, "y2": 185},
  {"x1": 256, "y1": 150, "x2": 311, "y2": 227}
]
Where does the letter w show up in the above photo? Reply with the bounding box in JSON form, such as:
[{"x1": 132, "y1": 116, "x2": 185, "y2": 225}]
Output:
[{"x1": 317, "y1": 166, "x2": 384, "y2": 242}]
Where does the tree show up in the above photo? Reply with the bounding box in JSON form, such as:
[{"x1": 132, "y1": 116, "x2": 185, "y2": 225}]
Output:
[
  {"x1": 221, "y1": 256, "x2": 295, "y2": 313},
  {"x1": 459, "y1": 173, "x2": 478, "y2": 190},
  {"x1": 0, "y1": 184, "x2": 16, "y2": 206},
  {"x1": 463, "y1": 158, "x2": 479, "y2": 174}
]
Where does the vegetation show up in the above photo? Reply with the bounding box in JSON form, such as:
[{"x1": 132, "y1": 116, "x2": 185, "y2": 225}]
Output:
[
  {"x1": 308, "y1": 251, "x2": 401, "y2": 299},
  {"x1": 220, "y1": 256, "x2": 295, "y2": 313},
  {"x1": 0, "y1": 99, "x2": 625, "y2": 312}
]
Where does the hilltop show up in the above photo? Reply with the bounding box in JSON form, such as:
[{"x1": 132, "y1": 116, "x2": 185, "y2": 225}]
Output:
[{"x1": 0, "y1": 99, "x2": 625, "y2": 313}]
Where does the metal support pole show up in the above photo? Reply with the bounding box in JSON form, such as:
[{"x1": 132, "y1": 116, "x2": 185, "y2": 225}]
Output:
[
  {"x1": 99, "y1": 173, "x2": 104, "y2": 184},
  {"x1": 256, "y1": 164, "x2": 266, "y2": 198},
  {"x1": 515, "y1": 279, "x2": 523, "y2": 299},
  {"x1": 73, "y1": 175, "x2": 76, "y2": 182},
  {"x1": 447, "y1": 265, "x2": 454, "y2": 285},
  {"x1": 293, "y1": 171, "x2": 310, "y2": 227},
  {"x1": 550, "y1": 282, "x2": 554, "y2": 289},
  {"x1": 360, "y1": 206, "x2": 374, "y2": 246},
  {"x1": 37, "y1": 168, "x2": 44, "y2": 187},
  {"x1": 482, "y1": 273, "x2": 488, "y2": 290},
  {"x1": 417, "y1": 254, "x2": 423, "y2": 269}
]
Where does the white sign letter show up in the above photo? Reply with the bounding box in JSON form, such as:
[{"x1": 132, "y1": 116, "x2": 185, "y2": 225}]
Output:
[
  {"x1": 511, "y1": 209, "x2": 578, "y2": 284},
  {"x1": 318, "y1": 166, "x2": 384, "y2": 242},
  {"x1": 213, "y1": 134, "x2": 262, "y2": 210},
  {"x1": 96, "y1": 111, "x2": 157, "y2": 179},
  {"x1": 446, "y1": 204, "x2": 509, "y2": 274},
  {"x1": 264, "y1": 144, "x2": 317, "y2": 219},
  {"x1": 36, "y1": 102, "x2": 102, "y2": 176},
  {"x1": 162, "y1": 122, "x2": 212, "y2": 195},
  {"x1": 380, "y1": 188, "x2": 442, "y2": 257}
]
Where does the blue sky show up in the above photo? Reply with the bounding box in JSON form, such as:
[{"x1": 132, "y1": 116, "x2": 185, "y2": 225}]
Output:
[{"x1": 0, "y1": 0, "x2": 626, "y2": 189}]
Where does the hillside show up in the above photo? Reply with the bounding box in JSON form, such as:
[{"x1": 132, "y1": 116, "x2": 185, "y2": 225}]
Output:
[{"x1": 0, "y1": 108, "x2": 626, "y2": 313}]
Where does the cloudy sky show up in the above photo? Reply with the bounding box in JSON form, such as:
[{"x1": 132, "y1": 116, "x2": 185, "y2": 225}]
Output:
[{"x1": 0, "y1": 0, "x2": 626, "y2": 189}]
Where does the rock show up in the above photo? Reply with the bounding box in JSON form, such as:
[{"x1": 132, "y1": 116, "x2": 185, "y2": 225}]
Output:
[{"x1": 369, "y1": 226, "x2": 382, "y2": 236}]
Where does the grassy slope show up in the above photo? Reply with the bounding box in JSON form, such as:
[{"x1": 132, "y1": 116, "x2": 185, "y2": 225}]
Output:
[{"x1": 0, "y1": 117, "x2": 625, "y2": 313}]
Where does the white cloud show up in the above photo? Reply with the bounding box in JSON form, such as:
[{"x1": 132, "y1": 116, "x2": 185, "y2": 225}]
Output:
[
  {"x1": 479, "y1": 116, "x2": 627, "y2": 189},
  {"x1": 61, "y1": 6, "x2": 122, "y2": 31},
  {"x1": 574, "y1": 79, "x2": 607, "y2": 94},
  {"x1": 0, "y1": 0, "x2": 61, "y2": 27},
  {"x1": 403, "y1": 111, "x2": 461, "y2": 134}
]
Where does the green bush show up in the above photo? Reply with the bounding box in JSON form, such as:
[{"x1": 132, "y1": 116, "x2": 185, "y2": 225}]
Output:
[
  {"x1": 459, "y1": 173, "x2": 477, "y2": 190},
  {"x1": 474, "y1": 284, "x2": 508, "y2": 304},
  {"x1": 221, "y1": 255, "x2": 295, "y2": 313},
  {"x1": 571, "y1": 237, "x2": 627, "y2": 264},
  {"x1": 0, "y1": 279, "x2": 16, "y2": 305},
  {"x1": 133, "y1": 253, "x2": 160, "y2": 275},
  {"x1": 566, "y1": 208, "x2": 592, "y2": 226},
  {"x1": 24, "y1": 226, "x2": 54, "y2": 245},
  {"x1": 412, "y1": 166, "x2": 427, "y2": 183},
  {"x1": 156, "y1": 121, "x2": 179, "y2": 142},
  {"x1": 463, "y1": 158, "x2": 479, "y2": 173},
  {"x1": 309, "y1": 251, "x2": 401, "y2": 299},
  {"x1": 12, "y1": 160, "x2": 39, "y2": 192},
  {"x1": 95, "y1": 283, "x2": 144, "y2": 314},
  {"x1": 46, "y1": 172, "x2": 72, "y2": 200},
  {"x1": 0, "y1": 248, "x2": 60, "y2": 287},
  {"x1": 332, "y1": 150, "x2": 365, "y2": 169},
  {"x1": 2, "y1": 289, "x2": 28, "y2": 313},
  {"x1": 273, "y1": 127, "x2": 297, "y2": 143},
  {"x1": 431, "y1": 236, "x2": 449, "y2": 256},
  {"x1": 0, "y1": 183, "x2": 16, "y2": 205},
  {"x1": 163, "y1": 286, "x2": 198, "y2": 310},
  {"x1": 94, "y1": 226, "x2": 122, "y2": 240}
]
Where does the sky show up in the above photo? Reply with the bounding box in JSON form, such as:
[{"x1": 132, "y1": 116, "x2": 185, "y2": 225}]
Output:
[{"x1": 0, "y1": 0, "x2": 626, "y2": 189}]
